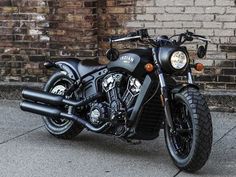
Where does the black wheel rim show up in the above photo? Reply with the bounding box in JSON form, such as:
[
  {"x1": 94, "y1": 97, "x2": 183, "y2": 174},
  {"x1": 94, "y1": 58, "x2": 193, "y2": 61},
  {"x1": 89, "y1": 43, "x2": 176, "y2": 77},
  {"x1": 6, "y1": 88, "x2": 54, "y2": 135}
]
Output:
[
  {"x1": 168, "y1": 101, "x2": 193, "y2": 159},
  {"x1": 48, "y1": 78, "x2": 73, "y2": 127}
]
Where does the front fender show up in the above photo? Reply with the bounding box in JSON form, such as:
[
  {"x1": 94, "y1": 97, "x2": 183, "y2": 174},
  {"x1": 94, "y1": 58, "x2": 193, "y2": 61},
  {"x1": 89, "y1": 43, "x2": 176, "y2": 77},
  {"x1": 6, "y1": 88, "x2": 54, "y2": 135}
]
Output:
[{"x1": 171, "y1": 84, "x2": 199, "y2": 94}]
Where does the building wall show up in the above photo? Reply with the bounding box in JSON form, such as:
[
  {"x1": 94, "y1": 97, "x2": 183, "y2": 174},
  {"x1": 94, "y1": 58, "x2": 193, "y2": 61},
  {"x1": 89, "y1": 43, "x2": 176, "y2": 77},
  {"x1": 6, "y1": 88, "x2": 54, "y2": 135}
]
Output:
[{"x1": 0, "y1": 0, "x2": 235, "y2": 90}]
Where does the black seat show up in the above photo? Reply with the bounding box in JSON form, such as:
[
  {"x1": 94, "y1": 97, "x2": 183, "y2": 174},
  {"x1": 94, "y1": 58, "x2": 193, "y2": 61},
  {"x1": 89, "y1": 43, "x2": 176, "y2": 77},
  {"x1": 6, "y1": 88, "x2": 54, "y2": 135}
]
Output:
[{"x1": 78, "y1": 59, "x2": 106, "y2": 77}]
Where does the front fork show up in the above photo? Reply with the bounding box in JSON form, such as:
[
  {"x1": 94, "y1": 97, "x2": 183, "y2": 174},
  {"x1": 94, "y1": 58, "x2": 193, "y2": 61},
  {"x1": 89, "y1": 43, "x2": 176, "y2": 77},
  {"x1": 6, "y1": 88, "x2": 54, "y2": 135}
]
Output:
[{"x1": 152, "y1": 48, "x2": 194, "y2": 133}]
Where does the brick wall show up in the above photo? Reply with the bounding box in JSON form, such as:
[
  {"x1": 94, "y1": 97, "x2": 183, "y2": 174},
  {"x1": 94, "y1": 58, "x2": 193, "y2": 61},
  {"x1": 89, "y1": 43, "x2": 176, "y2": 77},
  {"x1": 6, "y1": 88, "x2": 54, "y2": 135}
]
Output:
[
  {"x1": 0, "y1": 0, "x2": 235, "y2": 90},
  {"x1": 0, "y1": 0, "x2": 49, "y2": 82},
  {"x1": 127, "y1": 0, "x2": 236, "y2": 90}
]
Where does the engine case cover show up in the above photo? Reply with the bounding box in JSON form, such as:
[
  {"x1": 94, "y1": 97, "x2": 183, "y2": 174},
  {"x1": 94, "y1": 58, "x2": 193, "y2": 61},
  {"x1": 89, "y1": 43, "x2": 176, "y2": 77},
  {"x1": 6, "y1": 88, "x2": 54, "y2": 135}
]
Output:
[{"x1": 89, "y1": 103, "x2": 108, "y2": 126}]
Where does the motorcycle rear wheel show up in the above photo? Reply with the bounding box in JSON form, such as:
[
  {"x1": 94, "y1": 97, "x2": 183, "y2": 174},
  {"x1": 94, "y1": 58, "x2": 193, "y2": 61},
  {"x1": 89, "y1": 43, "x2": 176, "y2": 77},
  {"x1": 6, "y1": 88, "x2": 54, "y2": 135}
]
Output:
[
  {"x1": 43, "y1": 72, "x2": 83, "y2": 139},
  {"x1": 164, "y1": 88, "x2": 212, "y2": 172}
]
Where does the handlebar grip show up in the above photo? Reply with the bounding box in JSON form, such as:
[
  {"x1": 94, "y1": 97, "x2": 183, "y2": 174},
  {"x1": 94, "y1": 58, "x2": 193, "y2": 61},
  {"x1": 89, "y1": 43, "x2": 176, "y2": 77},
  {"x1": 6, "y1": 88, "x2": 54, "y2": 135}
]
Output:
[
  {"x1": 137, "y1": 29, "x2": 149, "y2": 38},
  {"x1": 127, "y1": 32, "x2": 138, "y2": 37}
]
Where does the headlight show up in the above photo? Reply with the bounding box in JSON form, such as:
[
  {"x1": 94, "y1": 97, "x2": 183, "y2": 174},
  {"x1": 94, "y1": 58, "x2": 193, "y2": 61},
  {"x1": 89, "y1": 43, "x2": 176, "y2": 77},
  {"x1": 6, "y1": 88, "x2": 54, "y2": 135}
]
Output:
[{"x1": 170, "y1": 51, "x2": 187, "y2": 70}]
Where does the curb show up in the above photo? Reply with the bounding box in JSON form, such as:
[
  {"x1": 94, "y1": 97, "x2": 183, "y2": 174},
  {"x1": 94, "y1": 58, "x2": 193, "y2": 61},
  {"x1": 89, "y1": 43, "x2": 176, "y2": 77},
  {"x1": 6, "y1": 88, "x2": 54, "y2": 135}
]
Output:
[
  {"x1": 202, "y1": 91, "x2": 236, "y2": 113},
  {"x1": 0, "y1": 82, "x2": 235, "y2": 113},
  {"x1": 0, "y1": 82, "x2": 43, "y2": 100}
]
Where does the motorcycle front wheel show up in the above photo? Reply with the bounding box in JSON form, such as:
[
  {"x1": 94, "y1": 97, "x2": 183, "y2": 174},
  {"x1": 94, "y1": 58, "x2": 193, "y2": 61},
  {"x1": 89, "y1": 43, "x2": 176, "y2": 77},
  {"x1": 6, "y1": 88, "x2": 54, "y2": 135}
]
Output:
[{"x1": 164, "y1": 87, "x2": 212, "y2": 172}]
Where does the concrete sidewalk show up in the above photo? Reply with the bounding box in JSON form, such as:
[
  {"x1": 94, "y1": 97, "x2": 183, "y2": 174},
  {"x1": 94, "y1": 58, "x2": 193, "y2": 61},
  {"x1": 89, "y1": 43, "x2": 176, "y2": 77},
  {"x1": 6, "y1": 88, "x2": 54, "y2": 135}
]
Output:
[{"x1": 0, "y1": 100, "x2": 235, "y2": 177}]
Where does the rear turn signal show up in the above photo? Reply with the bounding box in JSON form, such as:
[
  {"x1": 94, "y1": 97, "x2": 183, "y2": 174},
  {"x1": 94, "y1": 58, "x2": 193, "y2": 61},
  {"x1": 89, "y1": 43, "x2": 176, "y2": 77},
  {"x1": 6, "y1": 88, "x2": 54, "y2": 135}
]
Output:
[
  {"x1": 194, "y1": 63, "x2": 204, "y2": 71},
  {"x1": 145, "y1": 63, "x2": 154, "y2": 73}
]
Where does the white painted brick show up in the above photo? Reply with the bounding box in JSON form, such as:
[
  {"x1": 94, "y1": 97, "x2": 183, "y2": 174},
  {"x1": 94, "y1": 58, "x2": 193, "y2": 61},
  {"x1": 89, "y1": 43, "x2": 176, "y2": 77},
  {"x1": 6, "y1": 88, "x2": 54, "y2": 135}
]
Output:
[
  {"x1": 163, "y1": 22, "x2": 182, "y2": 28},
  {"x1": 136, "y1": 14, "x2": 154, "y2": 21},
  {"x1": 185, "y1": 44, "x2": 198, "y2": 50},
  {"x1": 203, "y1": 22, "x2": 223, "y2": 28},
  {"x1": 216, "y1": 0, "x2": 235, "y2": 6},
  {"x1": 134, "y1": 7, "x2": 144, "y2": 14},
  {"x1": 220, "y1": 37, "x2": 231, "y2": 43},
  {"x1": 155, "y1": 0, "x2": 174, "y2": 6},
  {"x1": 207, "y1": 44, "x2": 218, "y2": 51},
  {"x1": 144, "y1": 21, "x2": 163, "y2": 28},
  {"x1": 196, "y1": 29, "x2": 214, "y2": 36},
  {"x1": 205, "y1": 7, "x2": 226, "y2": 14},
  {"x1": 165, "y1": 7, "x2": 184, "y2": 13},
  {"x1": 146, "y1": 7, "x2": 165, "y2": 14},
  {"x1": 195, "y1": 0, "x2": 214, "y2": 6},
  {"x1": 182, "y1": 22, "x2": 202, "y2": 28},
  {"x1": 206, "y1": 52, "x2": 227, "y2": 60},
  {"x1": 126, "y1": 21, "x2": 144, "y2": 28},
  {"x1": 185, "y1": 7, "x2": 204, "y2": 14},
  {"x1": 209, "y1": 37, "x2": 220, "y2": 43},
  {"x1": 224, "y1": 22, "x2": 236, "y2": 29},
  {"x1": 216, "y1": 15, "x2": 235, "y2": 22},
  {"x1": 174, "y1": 0, "x2": 194, "y2": 6},
  {"x1": 137, "y1": 0, "x2": 155, "y2": 6},
  {"x1": 156, "y1": 29, "x2": 175, "y2": 36},
  {"x1": 194, "y1": 14, "x2": 214, "y2": 21},
  {"x1": 226, "y1": 7, "x2": 236, "y2": 14},
  {"x1": 227, "y1": 53, "x2": 236, "y2": 60},
  {"x1": 156, "y1": 14, "x2": 193, "y2": 21},
  {"x1": 215, "y1": 29, "x2": 234, "y2": 36},
  {"x1": 148, "y1": 29, "x2": 156, "y2": 36},
  {"x1": 230, "y1": 37, "x2": 236, "y2": 43}
]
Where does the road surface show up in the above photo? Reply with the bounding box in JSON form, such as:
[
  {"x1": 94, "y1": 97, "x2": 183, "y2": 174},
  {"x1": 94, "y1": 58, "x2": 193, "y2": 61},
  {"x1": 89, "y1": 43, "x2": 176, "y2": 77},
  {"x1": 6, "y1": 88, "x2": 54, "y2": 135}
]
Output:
[{"x1": 0, "y1": 100, "x2": 235, "y2": 177}]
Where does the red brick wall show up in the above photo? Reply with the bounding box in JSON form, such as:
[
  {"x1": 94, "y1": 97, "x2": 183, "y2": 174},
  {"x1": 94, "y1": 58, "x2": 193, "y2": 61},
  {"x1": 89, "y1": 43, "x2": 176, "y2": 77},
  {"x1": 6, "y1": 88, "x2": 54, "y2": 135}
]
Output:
[
  {"x1": 48, "y1": 0, "x2": 98, "y2": 59},
  {"x1": 0, "y1": 0, "x2": 235, "y2": 90}
]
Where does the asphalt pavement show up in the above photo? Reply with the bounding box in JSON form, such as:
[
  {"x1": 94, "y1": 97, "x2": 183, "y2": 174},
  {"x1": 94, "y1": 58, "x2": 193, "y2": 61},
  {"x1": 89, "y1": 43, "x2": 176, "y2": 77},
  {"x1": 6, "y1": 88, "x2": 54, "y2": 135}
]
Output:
[{"x1": 0, "y1": 100, "x2": 235, "y2": 177}]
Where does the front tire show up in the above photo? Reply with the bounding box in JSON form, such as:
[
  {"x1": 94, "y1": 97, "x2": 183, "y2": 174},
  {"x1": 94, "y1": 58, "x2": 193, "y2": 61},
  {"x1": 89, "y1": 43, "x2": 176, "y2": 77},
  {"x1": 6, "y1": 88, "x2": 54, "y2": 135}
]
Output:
[
  {"x1": 43, "y1": 72, "x2": 83, "y2": 139},
  {"x1": 164, "y1": 88, "x2": 212, "y2": 172}
]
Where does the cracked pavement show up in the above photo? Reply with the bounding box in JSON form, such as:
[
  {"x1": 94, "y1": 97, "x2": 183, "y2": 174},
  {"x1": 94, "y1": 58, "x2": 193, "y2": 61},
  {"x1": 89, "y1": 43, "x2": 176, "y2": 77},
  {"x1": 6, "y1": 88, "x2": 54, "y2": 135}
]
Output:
[{"x1": 0, "y1": 100, "x2": 235, "y2": 177}]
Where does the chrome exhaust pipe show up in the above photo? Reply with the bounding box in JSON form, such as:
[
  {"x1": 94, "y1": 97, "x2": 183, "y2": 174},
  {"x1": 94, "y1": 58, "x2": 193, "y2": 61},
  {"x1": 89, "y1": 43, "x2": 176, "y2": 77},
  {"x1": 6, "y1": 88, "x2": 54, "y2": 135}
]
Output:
[{"x1": 20, "y1": 101, "x2": 110, "y2": 133}]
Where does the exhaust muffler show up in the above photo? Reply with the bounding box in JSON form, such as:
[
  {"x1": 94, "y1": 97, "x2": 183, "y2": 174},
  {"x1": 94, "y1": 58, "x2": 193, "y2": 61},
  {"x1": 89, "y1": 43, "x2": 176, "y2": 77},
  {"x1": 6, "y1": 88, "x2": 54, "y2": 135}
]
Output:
[
  {"x1": 22, "y1": 89, "x2": 64, "y2": 106},
  {"x1": 20, "y1": 101, "x2": 110, "y2": 133},
  {"x1": 22, "y1": 88, "x2": 101, "y2": 107}
]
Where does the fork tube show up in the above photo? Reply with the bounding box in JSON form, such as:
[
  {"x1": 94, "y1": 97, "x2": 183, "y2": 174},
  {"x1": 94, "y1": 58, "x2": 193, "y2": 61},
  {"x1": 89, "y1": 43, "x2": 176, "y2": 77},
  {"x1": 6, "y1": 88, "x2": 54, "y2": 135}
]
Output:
[
  {"x1": 187, "y1": 67, "x2": 194, "y2": 84},
  {"x1": 152, "y1": 48, "x2": 175, "y2": 131},
  {"x1": 187, "y1": 72, "x2": 194, "y2": 84}
]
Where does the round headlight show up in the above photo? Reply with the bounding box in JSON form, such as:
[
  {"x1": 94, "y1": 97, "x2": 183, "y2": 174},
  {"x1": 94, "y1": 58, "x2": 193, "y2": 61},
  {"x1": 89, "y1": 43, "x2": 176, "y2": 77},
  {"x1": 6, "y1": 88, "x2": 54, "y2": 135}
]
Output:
[{"x1": 170, "y1": 51, "x2": 188, "y2": 70}]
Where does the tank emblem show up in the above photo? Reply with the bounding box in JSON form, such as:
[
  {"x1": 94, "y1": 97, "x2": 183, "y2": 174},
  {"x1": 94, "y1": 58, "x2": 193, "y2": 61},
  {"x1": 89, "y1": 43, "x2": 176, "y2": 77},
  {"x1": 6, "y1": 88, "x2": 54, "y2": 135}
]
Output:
[{"x1": 120, "y1": 55, "x2": 134, "y2": 64}]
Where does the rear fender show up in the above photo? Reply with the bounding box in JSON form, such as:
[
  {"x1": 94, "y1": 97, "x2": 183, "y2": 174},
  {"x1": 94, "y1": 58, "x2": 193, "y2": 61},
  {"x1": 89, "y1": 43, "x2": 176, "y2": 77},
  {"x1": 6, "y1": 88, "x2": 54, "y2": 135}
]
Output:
[{"x1": 44, "y1": 59, "x2": 80, "y2": 80}]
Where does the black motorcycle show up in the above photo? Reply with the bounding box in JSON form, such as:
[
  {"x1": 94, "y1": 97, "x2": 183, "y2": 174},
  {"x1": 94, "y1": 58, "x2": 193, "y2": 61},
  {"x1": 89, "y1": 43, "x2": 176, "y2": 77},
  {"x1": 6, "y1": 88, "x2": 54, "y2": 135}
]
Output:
[{"x1": 20, "y1": 29, "x2": 212, "y2": 172}]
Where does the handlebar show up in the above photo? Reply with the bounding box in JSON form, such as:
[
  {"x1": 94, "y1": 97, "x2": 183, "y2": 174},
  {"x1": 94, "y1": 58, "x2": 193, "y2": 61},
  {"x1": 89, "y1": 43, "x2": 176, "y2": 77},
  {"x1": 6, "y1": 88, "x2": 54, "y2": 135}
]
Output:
[
  {"x1": 109, "y1": 29, "x2": 210, "y2": 48},
  {"x1": 171, "y1": 31, "x2": 211, "y2": 45},
  {"x1": 110, "y1": 29, "x2": 150, "y2": 43},
  {"x1": 111, "y1": 35, "x2": 141, "y2": 42}
]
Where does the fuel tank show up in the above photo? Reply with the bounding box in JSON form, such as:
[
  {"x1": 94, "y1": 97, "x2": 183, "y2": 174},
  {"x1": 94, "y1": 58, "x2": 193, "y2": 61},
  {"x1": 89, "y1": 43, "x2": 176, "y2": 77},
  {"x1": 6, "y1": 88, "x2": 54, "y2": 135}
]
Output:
[{"x1": 107, "y1": 48, "x2": 153, "y2": 79}]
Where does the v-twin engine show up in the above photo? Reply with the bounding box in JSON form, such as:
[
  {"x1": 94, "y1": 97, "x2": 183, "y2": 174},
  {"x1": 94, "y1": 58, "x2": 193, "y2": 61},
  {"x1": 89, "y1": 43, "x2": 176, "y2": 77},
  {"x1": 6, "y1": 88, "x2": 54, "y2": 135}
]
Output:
[
  {"x1": 102, "y1": 73, "x2": 141, "y2": 111},
  {"x1": 88, "y1": 73, "x2": 141, "y2": 127}
]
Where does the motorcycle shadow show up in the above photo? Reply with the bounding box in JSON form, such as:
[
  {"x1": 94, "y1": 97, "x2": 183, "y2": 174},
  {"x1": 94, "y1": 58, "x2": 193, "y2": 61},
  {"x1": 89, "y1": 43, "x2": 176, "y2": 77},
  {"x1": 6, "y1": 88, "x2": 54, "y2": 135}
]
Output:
[{"x1": 71, "y1": 131, "x2": 167, "y2": 158}]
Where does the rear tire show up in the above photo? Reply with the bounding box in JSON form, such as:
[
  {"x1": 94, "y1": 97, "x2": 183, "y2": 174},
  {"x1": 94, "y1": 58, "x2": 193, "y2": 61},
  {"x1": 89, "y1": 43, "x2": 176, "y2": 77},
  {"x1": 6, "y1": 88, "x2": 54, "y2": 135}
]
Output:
[
  {"x1": 43, "y1": 72, "x2": 83, "y2": 139},
  {"x1": 164, "y1": 88, "x2": 212, "y2": 172}
]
